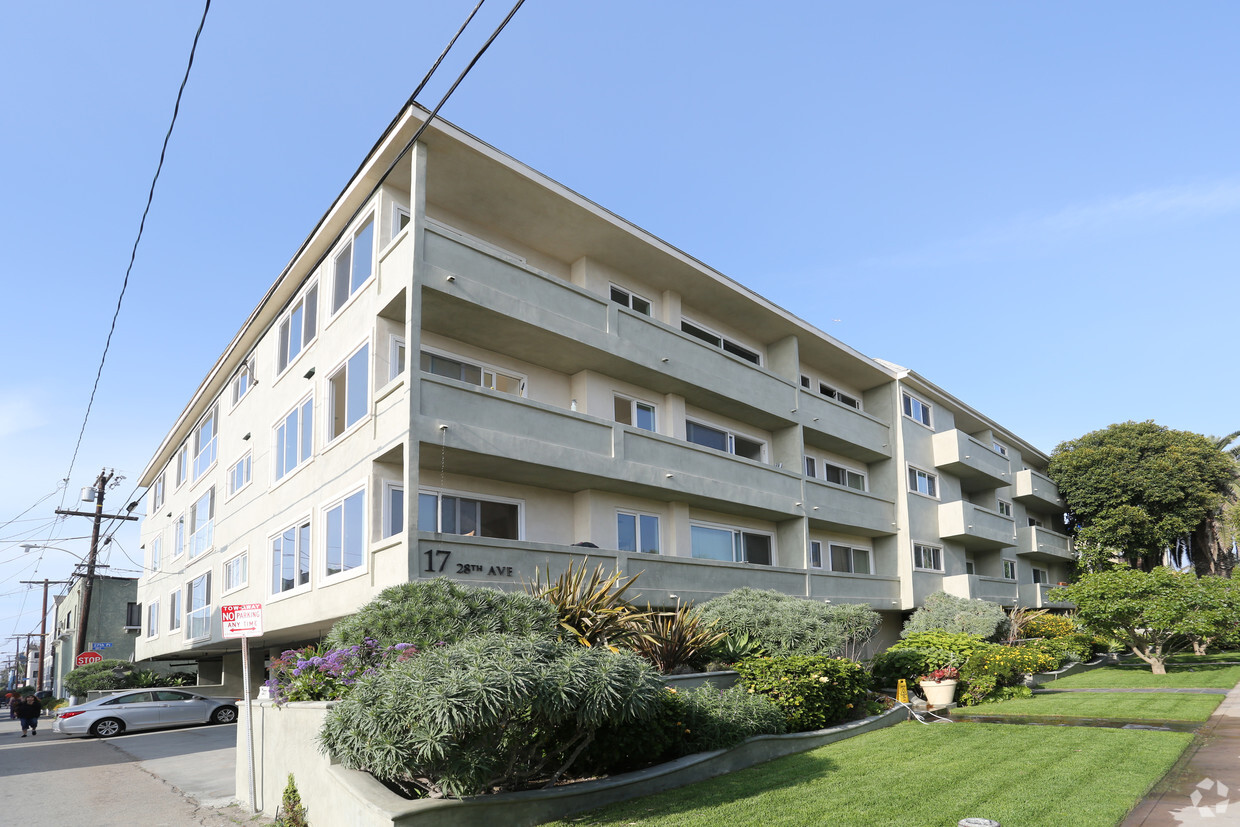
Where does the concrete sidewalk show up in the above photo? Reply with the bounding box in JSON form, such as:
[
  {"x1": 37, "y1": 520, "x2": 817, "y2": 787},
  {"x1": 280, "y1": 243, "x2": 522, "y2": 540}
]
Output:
[{"x1": 1123, "y1": 682, "x2": 1240, "y2": 825}]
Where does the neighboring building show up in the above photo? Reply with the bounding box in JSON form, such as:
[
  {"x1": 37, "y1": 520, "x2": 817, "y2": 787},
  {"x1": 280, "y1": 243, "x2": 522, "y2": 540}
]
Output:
[
  {"x1": 134, "y1": 104, "x2": 1071, "y2": 692},
  {"x1": 51, "y1": 575, "x2": 139, "y2": 697}
]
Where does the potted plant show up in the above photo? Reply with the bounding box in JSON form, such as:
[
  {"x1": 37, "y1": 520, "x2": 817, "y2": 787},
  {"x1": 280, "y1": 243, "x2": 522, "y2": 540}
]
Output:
[{"x1": 918, "y1": 665, "x2": 959, "y2": 707}]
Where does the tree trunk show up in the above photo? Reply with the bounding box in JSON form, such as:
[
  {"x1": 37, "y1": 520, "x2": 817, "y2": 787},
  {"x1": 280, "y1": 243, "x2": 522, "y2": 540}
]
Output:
[
  {"x1": 1150, "y1": 659, "x2": 1168, "y2": 675},
  {"x1": 1193, "y1": 639, "x2": 1208, "y2": 656}
]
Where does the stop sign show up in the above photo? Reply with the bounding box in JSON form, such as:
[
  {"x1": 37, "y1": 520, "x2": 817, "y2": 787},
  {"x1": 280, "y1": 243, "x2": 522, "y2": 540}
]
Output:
[{"x1": 75, "y1": 651, "x2": 103, "y2": 667}]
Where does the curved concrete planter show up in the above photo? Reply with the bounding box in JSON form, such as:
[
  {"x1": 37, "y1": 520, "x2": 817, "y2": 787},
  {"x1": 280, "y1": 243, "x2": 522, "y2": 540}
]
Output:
[{"x1": 243, "y1": 701, "x2": 906, "y2": 827}]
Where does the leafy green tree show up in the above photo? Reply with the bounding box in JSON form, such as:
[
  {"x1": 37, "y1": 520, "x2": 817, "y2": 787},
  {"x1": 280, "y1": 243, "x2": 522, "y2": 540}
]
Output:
[
  {"x1": 1181, "y1": 575, "x2": 1240, "y2": 654},
  {"x1": 1051, "y1": 568, "x2": 1201, "y2": 674},
  {"x1": 1193, "y1": 431, "x2": 1240, "y2": 577},
  {"x1": 1048, "y1": 421, "x2": 1235, "y2": 571}
]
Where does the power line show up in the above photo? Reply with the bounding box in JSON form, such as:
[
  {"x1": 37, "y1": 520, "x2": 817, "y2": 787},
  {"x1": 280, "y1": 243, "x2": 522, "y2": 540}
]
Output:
[{"x1": 62, "y1": 0, "x2": 212, "y2": 486}]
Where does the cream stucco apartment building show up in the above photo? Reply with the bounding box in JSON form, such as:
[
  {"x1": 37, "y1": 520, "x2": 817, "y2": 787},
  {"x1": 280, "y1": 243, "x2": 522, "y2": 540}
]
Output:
[{"x1": 134, "y1": 104, "x2": 1072, "y2": 689}]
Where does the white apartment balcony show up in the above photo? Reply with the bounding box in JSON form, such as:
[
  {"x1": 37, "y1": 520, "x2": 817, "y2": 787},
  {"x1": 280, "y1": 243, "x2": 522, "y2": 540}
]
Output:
[
  {"x1": 932, "y1": 429, "x2": 1011, "y2": 492},
  {"x1": 1012, "y1": 469, "x2": 1063, "y2": 511},
  {"x1": 798, "y1": 390, "x2": 891, "y2": 463},
  {"x1": 1019, "y1": 583, "x2": 1074, "y2": 609},
  {"x1": 938, "y1": 501, "x2": 1017, "y2": 550},
  {"x1": 943, "y1": 574, "x2": 1018, "y2": 607},
  {"x1": 802, "y1": 479, "x2": 897, "y2": 537},
  {"x1": 1016, "y1": 526, "x2": 1075, "y2": 563}
]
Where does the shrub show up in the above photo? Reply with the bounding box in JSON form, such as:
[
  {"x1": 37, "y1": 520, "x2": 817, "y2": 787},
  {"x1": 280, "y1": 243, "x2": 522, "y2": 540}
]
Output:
[
  {"x1": 1027, "y1": 634, "x2": 1093, "y2": 666},
  {"x1": 275, "y1": 773, "x2": 309, "y2": 827},
  {"x1": 902, "y1": 591, "x2": 1011, "y2": 641},
  {"x1": 868, "y1": 648, "x2": 933, "y2": 690},
  {"x1": 526, "y1": 560, "x2": 653, "y2": 649},
  {"x1": 704, "y1": 631, "x2": 767, "y2": 666},
  {"x1": 627, "y1": 603, "x2": 726, "y2": 673},
  {"x1": 734, "y1": 656, "x2": 870, "y2": 732},
  {"x1": 319, "y1": 634, "x2": 665, "y2": 798},
  {"x1": 893, "y1": 631, "x2": 990, "y2": 665},
  {"x1": 63, "y1": 659, "x2": 140, "y2": 697},
  {"x1": 326, "y1": 577, "x2": 558, "y2": 650},
  {"x1": 1023, "y1": 613, "x2": 1078, "y2": 639},
  {"x1": 958, "y1": 643, "x2": 1059, "y2": 705},
  {"x1": 698, "y1": 588, "x2": 880, "y2": 658},
  {"x1": 266, "y1": 640, "x2": 421, "y2": 703}
]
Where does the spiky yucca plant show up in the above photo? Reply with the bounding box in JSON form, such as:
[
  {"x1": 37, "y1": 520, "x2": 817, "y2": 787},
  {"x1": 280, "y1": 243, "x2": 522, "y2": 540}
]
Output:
[
  {"x1": 628, "y1": 602, "x2": 727, "y2": 673},
  {"x1": 526, "y1": 559, "x2": 652, "y2": 650}
]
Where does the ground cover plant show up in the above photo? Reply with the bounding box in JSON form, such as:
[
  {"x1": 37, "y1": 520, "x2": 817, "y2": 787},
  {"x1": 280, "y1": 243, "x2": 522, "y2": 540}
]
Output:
[
  {"x1": 697, "y1": 588, "x2": 879, "y2": 659},
  {"x1": 1046, "y1": 662, "x2": 1240, "y2": 689},
  {"x1": 545, "y1": 722, "x2": 1191, "y2": 827},
  {"x1": 734, "y1": 656, "x2": 870, "y2": 731},
  {"x1": 952, "y1": 691, "x2": 1222, "y2": 722},
  {"x1": 1166, "y1": 650, "x2": 1240, "y2": 664},
  {"x1": 901, "y1": 591, "x2": 1010, "y2": 641}
]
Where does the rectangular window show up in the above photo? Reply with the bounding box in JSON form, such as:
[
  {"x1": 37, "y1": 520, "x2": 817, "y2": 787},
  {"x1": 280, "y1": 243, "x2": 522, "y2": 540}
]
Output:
[
  {"x1": 384, "y1": 483, "x2": 404, "y2": 538},
  {"x1": 1003, "y1": 559, "x2": 1017, "y2": 580},
  {"x1": 189, "y1": 488, "x2": 214, "y2": 559},
  {"x1": 829, "y1": 544, "x2": 871, "y2": 575},
  {"x1": 228, "y1": 452, "x2": 252, "y2": 497},
  {"x1": 609, "y1": 284, "x2": 652, "y2": 316},
  {"x1": 417, "y1": 490, "x2": 520, "y2": 539},
  {"x1": 965, "y1": 559, "x2": 976, "y2": 575},
  {"x1": 389, "y1": 336, "x2": 406, "y2": 383},
  {"x1": 617, "y1": 511, "x2": 660, "y2": 554},
  {"x1": 680, "y1": 319, "x2": 761, "y2": 365},
  {"x1": 992, "y1": 441, "x2": 1008, "y2": 457},
  {"x1": 818, "y1": 381, "x2": 860, "y2": 410},
  {"x1": 187, "y1": 572, "x2": 211, "y2": 640},
  {"x1": 824, "y1": 462, "x2": 867, "y2": 491},
  {"x1": 913, "y1": 543, "x2": 943, "y2": 572},
  {"x1": 149, "y1": 534, "x2": 162, "y2": 572},
  {"x1": 146, "y1": 601, "x2": 159, "y2": 639},
  {"x1": 332, "y1": 217, "x2": 375, "y2": 313},
  {"x1": 222, "y1": 551, "x2": 247, "y2": 593},
  {"x1": 271, "y1": 519, "x2": 311, "y2": 594},
  {"x1": 685, "y1": 420, "x2": 764, "y2": 462},
  {"x1": 173, "y1": 513, "x2": 185, "y2": 559},
  {"x1": 902, "y1": 392, "x2": 932, "y2": 427},
  {"x1": 174, "y1": 445, "x2": 188, "y2": 488},
  {"x1": 231, "y1": 358, "x2": 254, "y2": 407},
  {"x1": 690, "y1": 524, "x2": 772, "y2": 565},
  {"x1": 277, "y1": 283, "x2": 318, "y2": 374},
  {"x1": 151, "y1": 474, "x2": 165, "y2": 511},
  {"x1": 908, "y1": 467, "x2": 938, "y2": 497},
  {"x1": 393, "y1": 205, "x2": 410, "y2": 237},
  {"x1": 613, "y1": 396, "x2": 656, "y2": 431},
  {"x1": 168, "y1": 588, "x2": 182, "y2": 632},
  {"x1": 275, "y1": 396, "x2": 314, "y2": 480},
  {"x1": 325, "y1": 489, "x2": 366, "y2": 577},
  {"x1": 804, "y1": 456, "x2": 816, "y2": 477},
  {"x1": 1032, "y1": 568, "x2": 1049, "y2": 584},
  {"x1": 810, "y1": 540, "x2": 823, "y2": 568},
  {"x1": 997, "y1": 500, "x2": 1012, "y2": 518},
  {"x1": 420, "y1": 350, "x2": 525, "y2": 395},
  {"x1": 192, "y1": 406, "x2": 218, "y2": 481},
  {"x1": 328, "y1": 343, "x2": 370, "y2": 440},
  {"x1": 1028, "y1": 517, "x2": 1044, "y2": 528},
  {"x1": 125, "y1": 602, "x2": 142, "y2": 629}
]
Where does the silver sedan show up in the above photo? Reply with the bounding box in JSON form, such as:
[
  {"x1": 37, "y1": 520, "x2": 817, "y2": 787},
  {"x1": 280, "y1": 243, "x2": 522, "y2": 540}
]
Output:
[{"x1": 53, "y1": 689, "x2": 238, "y2": 737}]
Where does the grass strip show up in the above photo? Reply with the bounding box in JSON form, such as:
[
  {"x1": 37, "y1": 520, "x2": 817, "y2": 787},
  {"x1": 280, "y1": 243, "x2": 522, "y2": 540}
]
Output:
[
  {"x1": 1166, "y1": 651, "x2": 1240, "y2": 664},
  {"x1": 546, "y1": 722, "x2": 1191, "y2": 827},
  {"x1": 956, "y1": 691, "x2": 1221, "y2": 722},
  {"x1": 1049, "y1": 663, "x2": 1240, "y2": 689}
]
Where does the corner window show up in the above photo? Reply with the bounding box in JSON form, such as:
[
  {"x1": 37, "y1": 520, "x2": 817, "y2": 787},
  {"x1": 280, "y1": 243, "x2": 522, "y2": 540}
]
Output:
[
  {"x1": 908, "y1": 466, "x2": 938, "y2": 498},
  {"x1": 389, "y1": 336, "x2": 406, "y2": 383},
  {"x1": 997, "y1": 500, "x2": 1012, "y2": 518},
  {"x1": 175, "y1": 445, "x2": 188, "y2": 488},
  {"x1": 331, "y1": 217, "x2": 375, "y2": 314},
  {"x1": 173, "y1": 513, "x2": 185, "y2": 559},
  {"x1": 686, "y1": 420, "x2": 764, "y2": 462},
  {"x1": 328, "y1": 343, "x2": 370, "y2": 441},
  {"x1": 690, "y1": 524, "x2": 772, "y2": 565},
  {"x1": 1003, "y1": 559, "x2": 1016, "y2": 580},
  {"x1": 617, "y1": 511, "x2": 660, "y2": 554},
  {"x1": 614, "y1": 395, "x2": 656, "y2": 431},
  {"x1": 231, "y1": 358, "x2": 255, "y2": 407},
  {"x1": 810, "y1": 540, "x2": 823, "y2": 568},
  {"x1": 902, "y1": 392, "x2": 932, "y2": 428},
  {"x1": 420, "y1": 349, "x2": 525, "y2": 396},
  {"x1": 275, "y1": 396, "x2": 314, "y2": 481},
  {"x1": 149, "y1": 534, "x2": 162, "y2": 572},
  {"x1": 609, "y1": 285, "x2": 652, "y2": 316},
  {"x1": 830, "y1": 544, "x2": 871, "y2": 575},
  {"x1": 271, "y1": 519, "x2": 311, "y2": 595},
  {"x1": 277, "y1": 283, "x2": 318, "y2": 374},
  {"x1": 187, "y1": 572, "x2": 211, "y2": 640},
  {"x1": 384, "y1": 483, "x2": 404, "y2": 538},
  {"x1": 189, "y1": 488, "x2": 215, "y2": 559},
  {"x1": 680, "y1": 319, "x2": 761, "y2": 365},
  {"x1": 913, "y1": 543, "x2": 943, "y2": 572},
  {"x1": 192, "y1": 406, "x2": 218, "y2": 481},
  {"x1": 125, "y1": 602, "x2": 142, "y2": 629},
  {"x1": 392, "y1": 205, "x2": 411, "y2": 237},
  {"x1": 227, "y1": 452, "x2": 252, "y2": 497},
  {"x1": 223, "y1": 551, "x2": 248, "y2": 594},
  {"x1": 417, "y1": 490, "x2": 520, "y2": 540},
  {"x1": 151, "y1": 474, "x2": 165, "y2": 511},
  {"x1": 168, "y1": 589, "x2": 182, "y2": 632},
  {"x1": 325, "y1": 488, "x2": 366, "y2": 578},
  {"x1": 146, "y1": 601, "x2": 159, "y2": 639}
]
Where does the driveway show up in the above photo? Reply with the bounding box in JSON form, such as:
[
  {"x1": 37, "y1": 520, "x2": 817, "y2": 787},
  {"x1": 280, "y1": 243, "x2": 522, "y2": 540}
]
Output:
[{"x1": 0, "y1": 715, "x2": 266, "y2": 826}]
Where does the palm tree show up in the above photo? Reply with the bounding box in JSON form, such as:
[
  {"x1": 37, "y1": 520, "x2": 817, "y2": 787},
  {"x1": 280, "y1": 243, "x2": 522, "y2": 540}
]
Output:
[{"x1": 1192, "y1": 431, "x2": 1240, "y2": 577}]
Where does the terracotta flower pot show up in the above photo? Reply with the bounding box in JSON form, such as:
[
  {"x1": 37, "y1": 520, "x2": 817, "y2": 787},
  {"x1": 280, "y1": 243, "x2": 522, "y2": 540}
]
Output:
[{"x1": 919, "y1": 678, "x2": 958, "y2": 707}]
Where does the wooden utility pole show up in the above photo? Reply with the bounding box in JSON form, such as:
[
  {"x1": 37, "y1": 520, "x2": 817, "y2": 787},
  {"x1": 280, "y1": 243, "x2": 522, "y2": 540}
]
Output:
[
  {"x1": 55, "y1": 469, "x2": 138, "y2": 663},
  {"x1": 19, "y1": 579, "x2": 71, "y2": 692}
]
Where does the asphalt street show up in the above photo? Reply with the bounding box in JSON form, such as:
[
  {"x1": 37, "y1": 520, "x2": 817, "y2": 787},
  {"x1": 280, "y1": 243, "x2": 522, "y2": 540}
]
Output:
[{"x1": 0, "y1": 714, "x2": 269, "y2": 826}]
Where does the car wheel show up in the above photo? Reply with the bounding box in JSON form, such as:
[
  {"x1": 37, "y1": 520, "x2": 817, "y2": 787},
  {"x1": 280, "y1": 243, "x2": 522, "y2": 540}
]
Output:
[
  {"x1": 211, "y1": 706, "x2": 238, "y2": 724},
  {"x1": 91, "y1": 718, "x2": 124, "y2": 737}
]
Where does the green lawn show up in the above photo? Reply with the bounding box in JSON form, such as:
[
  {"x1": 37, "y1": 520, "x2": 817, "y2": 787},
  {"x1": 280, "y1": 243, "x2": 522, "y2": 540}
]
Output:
[
  {"x1": 1047, "y1": 662, "x2": 1240, "y2": 689},
  {"x1": 1166, "y1": 650, "x2": 1240, "y2": 664},
  {"x1": 546, "y1": 722, "x2": 1191, "y2": 827},
  {"x1": 955, "y1": 691, "x2": 1221, "y2": 721}
]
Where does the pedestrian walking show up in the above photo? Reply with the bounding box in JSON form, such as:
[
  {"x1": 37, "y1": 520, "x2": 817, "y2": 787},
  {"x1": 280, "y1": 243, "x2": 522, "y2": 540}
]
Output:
[
  {"x1": 13, "y1": 691, "x2": 41, "y2": 737},
  {"x1": 7, "y1": 692, "x2": 17, "y2": 720}
]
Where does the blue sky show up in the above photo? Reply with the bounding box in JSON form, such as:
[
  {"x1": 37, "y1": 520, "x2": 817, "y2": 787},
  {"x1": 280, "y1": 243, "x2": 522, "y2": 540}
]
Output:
[{"x1": 3, "y1": 2, "x2": 1238, "y2": 648}]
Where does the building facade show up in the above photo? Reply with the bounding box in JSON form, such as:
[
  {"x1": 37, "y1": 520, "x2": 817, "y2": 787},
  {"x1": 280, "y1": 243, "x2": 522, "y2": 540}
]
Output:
[
  {"x1": 134, "y1": 105, "x2": 1072, "y2": 689},
  {"x1": 52, "y1": 575, "x2": 139, "y2": 696}
]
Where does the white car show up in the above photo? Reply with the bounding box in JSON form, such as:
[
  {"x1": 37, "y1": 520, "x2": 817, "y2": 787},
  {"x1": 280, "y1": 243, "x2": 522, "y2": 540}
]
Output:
[{"x1": 54, "y1": 689, "x2": 238, "y2": 737}]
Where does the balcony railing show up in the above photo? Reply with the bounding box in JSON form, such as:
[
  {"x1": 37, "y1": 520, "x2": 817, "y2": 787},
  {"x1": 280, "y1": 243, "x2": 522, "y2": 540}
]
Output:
[
  {"x1": 938, "y1": 501, "x2": 1017, "y2": 550},
  {"x1": 1016, "y1": 525, "x2": 1075, "y2": 561},
  {"x1": 1013, "y1": 469, "x2": 1063, "y2": 511},
  {"x1": 932, "y1": 430, "x2": 1011, "y2": 492}
]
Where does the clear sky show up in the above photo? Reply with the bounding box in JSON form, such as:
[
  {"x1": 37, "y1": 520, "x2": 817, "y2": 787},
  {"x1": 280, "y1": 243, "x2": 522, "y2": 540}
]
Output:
[{"x1": 3, "y1": 2, "x2": 1238, "y2": 652}]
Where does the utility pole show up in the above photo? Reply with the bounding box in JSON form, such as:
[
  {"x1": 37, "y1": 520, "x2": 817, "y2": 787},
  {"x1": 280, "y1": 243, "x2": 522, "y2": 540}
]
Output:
[
  {"x1": 19, "y1": 579, "x2": 71, "y2": 692},
  {"x1": 56, "y1": 469, "x2": 138, "y2": 663}
]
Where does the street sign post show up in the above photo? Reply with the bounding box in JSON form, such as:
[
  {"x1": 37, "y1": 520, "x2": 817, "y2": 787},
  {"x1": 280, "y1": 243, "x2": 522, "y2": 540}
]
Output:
[
  {"x1": 221, "y1": 603, "x2": 263, "y2": 814},
  {"x1": 75, "y1": 651, "x2": 103, "y2": 667},
  {"x1": 91, "y1": 642, "x2": 113, "y2": 651}
]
